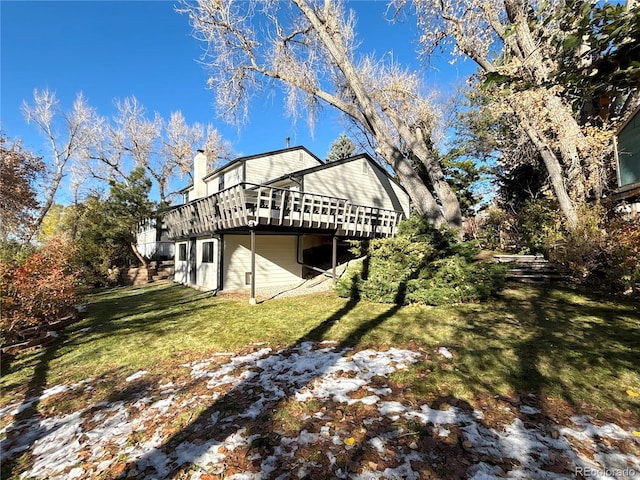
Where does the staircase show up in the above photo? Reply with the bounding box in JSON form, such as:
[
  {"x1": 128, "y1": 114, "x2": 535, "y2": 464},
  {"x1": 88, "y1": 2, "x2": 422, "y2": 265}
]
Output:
[
  {"x1": 494, "y1": 255, "x2": 564, "y2": 283},
  {"x1": 151, "y1": 260, "x2": 174, "y2": 282},
  {"x1": 123, "y1": 261, "x2": 174, "y2": 285}
]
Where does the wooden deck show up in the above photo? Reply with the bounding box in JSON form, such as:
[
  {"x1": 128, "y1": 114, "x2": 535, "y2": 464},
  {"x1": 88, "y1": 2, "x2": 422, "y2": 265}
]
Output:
[{"x1": 164, "y1": 183, "x2": 403, "y2": 239}]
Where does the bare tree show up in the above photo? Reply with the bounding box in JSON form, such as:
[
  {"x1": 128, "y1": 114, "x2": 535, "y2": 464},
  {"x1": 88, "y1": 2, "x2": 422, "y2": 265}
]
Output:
[
  {"x1": 404, "y1": 0, "x2": 624, "y2": 228},
  {"x1": 75, "y1": 96, "x2": 232, "y2": 206},
  {"x1": 22, "y1": 89, "x2": 94, "y2": 238},
  {"x1": 157, "y1": 112, "x2": 232, "y2": 205},
  {"x1": 178, "y1": 0, "x2": 463, "y2": 228}
]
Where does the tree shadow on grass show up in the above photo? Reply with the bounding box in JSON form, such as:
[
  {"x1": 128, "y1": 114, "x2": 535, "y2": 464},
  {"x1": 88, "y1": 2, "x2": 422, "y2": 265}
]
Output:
[
  {"x1": 117, "y1": 273, "x2": 413, "y2": 478},
  {"x1": 443, "y1": 282, "x2": 640, "y2": 415},
  {"x1": 6, "y1": 280, "x2": 639, "y2": 478},
  {"x1": 0, "y1": 283, "x2": 218, "y2": 476},
  {"x1": 1, "y1": 332, "x2": 66, "y2": 479},
  {"x1": 76, "y1": 283, "x2": 640, "y2": 477}
]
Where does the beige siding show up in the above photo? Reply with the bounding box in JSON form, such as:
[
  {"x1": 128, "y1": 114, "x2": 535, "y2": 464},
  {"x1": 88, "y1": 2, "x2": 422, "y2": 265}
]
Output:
[
  {"x1": 303, "y1": 159, "x2": 410, "y2": 215},
  {"x1": 370, "y1": 164, "x2": 411, "y2": 218},
  {"x1": 245, "y1": 150, "x2": 320, "y2": 185},
  {"x1": 205, "y1": 165, "x2": 243, "y2": 195},
  {"x1": 223, "y1": 235, "x2": 302, "y2": 290}
]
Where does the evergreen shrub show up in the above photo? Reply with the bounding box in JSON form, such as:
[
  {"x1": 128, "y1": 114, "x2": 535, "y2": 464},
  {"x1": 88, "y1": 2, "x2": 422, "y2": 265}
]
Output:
[{"x1": 335, "y1": 216, "x2": 508, "y2": 305}]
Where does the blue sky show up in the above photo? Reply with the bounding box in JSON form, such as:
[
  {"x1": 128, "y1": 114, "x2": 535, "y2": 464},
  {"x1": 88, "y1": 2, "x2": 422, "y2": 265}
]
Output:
[{"x1": 1, "y1": 0, "x2": 474, "y2": 202}]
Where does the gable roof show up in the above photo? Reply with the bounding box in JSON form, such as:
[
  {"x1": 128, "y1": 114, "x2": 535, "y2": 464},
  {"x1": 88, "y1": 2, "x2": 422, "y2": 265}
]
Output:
[
  {"x1": 178, "y1": 145, "x2": 323, "y2": 194},
  {"x1": 202, "y1": 145, "x2": 323, "y2": 182},
  {"x1": 265, "y1": 152, "x2": 408, "y2": 194}
]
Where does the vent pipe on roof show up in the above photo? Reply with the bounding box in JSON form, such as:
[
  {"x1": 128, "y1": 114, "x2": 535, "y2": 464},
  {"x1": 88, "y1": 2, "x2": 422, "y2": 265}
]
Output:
[{"x1": 286, "y1": 137, "x2": 290, "y2": 148}]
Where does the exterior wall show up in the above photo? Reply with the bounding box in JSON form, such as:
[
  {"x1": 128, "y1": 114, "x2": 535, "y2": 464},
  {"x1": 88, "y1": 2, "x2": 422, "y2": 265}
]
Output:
[
  {"x1": 244, "y1": 150, "x2": 320, "y2": 186},
  {"x1": 196, "y1": 237, "x2": 220, "y2": 290},
  {"x1": 617, "y1": 108, "x2": 640, "y2": 187},
  {"x1": 379, "y1": 170, "x2": 411, "y2": 218},
  {"x1": 205, "y1": 164, "x2": 244, "y2": 195},
  {"x1": 137, "y1": 225, "x2": 175, "y2": 260},
  {"x1": 175, "y1": 241, "x2": 189, "y2": 284},
  {"x1": 302, "y1": 158, "x2": 411, "y2": 217},
  {"x1": 222, "y1": 235, "x2": 302, "y2": 291},
  {"x1": 174, "y1": 238, "x2": 219, "y2": 290},
  {"x1": 137, "y1": 241, "x2": 174, "y2": 260}
]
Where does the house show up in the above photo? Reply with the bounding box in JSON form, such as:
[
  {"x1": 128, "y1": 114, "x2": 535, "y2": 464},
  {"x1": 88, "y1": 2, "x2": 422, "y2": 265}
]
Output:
[
  {"x1": 163, "y1": 146, "x2": 410, "y2": 302},
  {"x1": 136, "y1": 218, "x2": 174, "y2": 261},
  {"x1": 611, "y1": 103, "x2": 640, "y2": 216}
]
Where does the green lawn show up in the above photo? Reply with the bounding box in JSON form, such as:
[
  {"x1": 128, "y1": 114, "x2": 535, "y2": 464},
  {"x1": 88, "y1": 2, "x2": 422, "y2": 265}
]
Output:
[{"x1": 2, "y1": 280, "x2": 639, "y2": 418}]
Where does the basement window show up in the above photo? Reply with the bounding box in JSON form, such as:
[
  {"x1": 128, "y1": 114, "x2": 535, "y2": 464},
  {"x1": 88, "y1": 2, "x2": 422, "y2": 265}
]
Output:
[{"x1": 202, "y1": 241, "x2": 214, "y2": 263}]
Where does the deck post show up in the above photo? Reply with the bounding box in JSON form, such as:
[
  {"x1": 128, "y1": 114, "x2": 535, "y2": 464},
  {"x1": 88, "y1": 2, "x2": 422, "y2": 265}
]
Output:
[
  {"x1": 249, "y1": 228, "x2": 256, "y2": 305},
  {"x1": 332, "y1": 235, "x2": 338, "y2": 283}
]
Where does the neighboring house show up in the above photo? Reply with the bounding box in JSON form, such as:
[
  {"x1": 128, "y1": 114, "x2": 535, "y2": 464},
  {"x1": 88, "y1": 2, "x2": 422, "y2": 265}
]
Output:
[
  {"x1": 611, "y1": 103, "x2": 640, "y2": 216},
  {"x1": 136, "y1": 218, "x2": 174, "y2": 261},
  {"x1": 164, "y1": 146, "x2": 410, "y2": 302}
]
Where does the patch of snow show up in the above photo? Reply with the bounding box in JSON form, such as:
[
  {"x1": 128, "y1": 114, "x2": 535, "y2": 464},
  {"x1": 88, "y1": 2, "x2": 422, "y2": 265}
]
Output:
[
  {"x1": 378, "y1": 401, "x2": 406, "y2": 415},
  {"x1": 136, "y1": 448, "x2": 170, "y2": 478},
  {"x1": 125, "y1": 370, "x2": 148, "y2": 382},
  {"x1": 405, "y1": 404, "x2": 461, "y2": 425},
  {"x1": 520, "y1": 405, "x2": 542, "y2": 415},
  {"x1": 21, "y1": 411, "x2": 85, "y2": 478},
  {"x1": 367, "y1": 386, "x2": 392, "y2": 396},
  {"x1": 148, "y1": 395, "x2": 175, "y2": 415},
  {"x1": 369, "y1": 436, "x2": 386, "y2": 453},
  {"x1": 67, "y1": 466, "x2": 84, "y2": 479},
  {"x1": 4, "y1": 342, "x2": 639, "y2": 480},
  {"x1": 174, "y1": 439, "x2": 225, "y2": 469},
  {"x1": 561, "y1": 415, "x2": 634, "y2": 442},
  {"x1": 438, "y1": 346, "x2": 453, "y2": 359}
]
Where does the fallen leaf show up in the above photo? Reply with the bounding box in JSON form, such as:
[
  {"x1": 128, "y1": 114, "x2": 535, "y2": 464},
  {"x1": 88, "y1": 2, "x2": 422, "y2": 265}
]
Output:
[
  {"x1": 626, "y1": 389, "x2": 640, "y2": 398},
  {"x1": 344, "y1": 437, "x2": 355, "y2": 446},
  {"x1": 633, "y1": 431, "x2": 640, "y2": 438}
]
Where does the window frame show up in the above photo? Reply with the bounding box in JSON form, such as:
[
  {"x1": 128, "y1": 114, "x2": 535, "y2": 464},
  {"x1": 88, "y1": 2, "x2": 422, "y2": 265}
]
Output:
[
  {"x1": 202, "y1": 241, "x2": 215, "y2": 263},
  {"x1": 178, "y1": 243, "x2": 187, "y2": 261}
]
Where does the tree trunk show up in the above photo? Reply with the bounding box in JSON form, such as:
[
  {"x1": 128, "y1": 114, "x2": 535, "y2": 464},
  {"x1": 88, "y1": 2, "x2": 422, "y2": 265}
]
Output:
[
  {"x1": 516, "y1": 111, "x2": 579, "y2": 229},
  {"x1": 544, "y1": 94, "x2": 589, "y2": 202},
  {"x1": 130, "y1": 241, "x2": 149, "y2": 275},
  {"x1": 410, "y1": 136, "x2": 462, "y2": 229},
  {"x1": 28, "y1": 167, "x2": 65, "y2": 242},
  {"x1": 384, "y1": 145, "x2": 447, "y2": 227},
  {"x1": 293, "y1": 0, "x2": 459, "y2": 229}
]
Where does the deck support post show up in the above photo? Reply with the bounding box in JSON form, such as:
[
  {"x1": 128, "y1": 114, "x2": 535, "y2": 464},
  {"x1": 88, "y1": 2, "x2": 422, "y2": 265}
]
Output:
[
  {"x1": 332, "y1": 235, "x2": 338, "y2": 283},
  {"x1": 249, "y1": 229, "x2": 256, "y2": 305}
]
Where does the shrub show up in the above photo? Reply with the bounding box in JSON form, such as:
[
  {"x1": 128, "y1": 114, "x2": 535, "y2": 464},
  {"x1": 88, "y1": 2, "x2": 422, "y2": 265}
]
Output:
[
  {"x1": 516, "y1": 199, "x2": 564, "y2": 255},
  {"x1": 607, "y1": 219, "x2": 640, "y2": 295},
  {"x1": 335, "y1": 217, "x2": 506, "y2": 305},
  {"x1": 403, "y1": 256, "x2": 507, "y2": 305},
  {"x1": 536, "y1": 204, "x2": 639, "y2": 297},
  {"x1": 546, "y1": 204, "x2": 608, "y2": 280},
  {"x1": 0, "y1": 236, "x2": 81, "y2": 345}
]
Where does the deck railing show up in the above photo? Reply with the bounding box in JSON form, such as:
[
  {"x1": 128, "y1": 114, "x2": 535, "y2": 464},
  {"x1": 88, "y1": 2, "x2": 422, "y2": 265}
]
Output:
[{"x1": 164, "y1": 183, "x2": 403, "y2": 239}]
